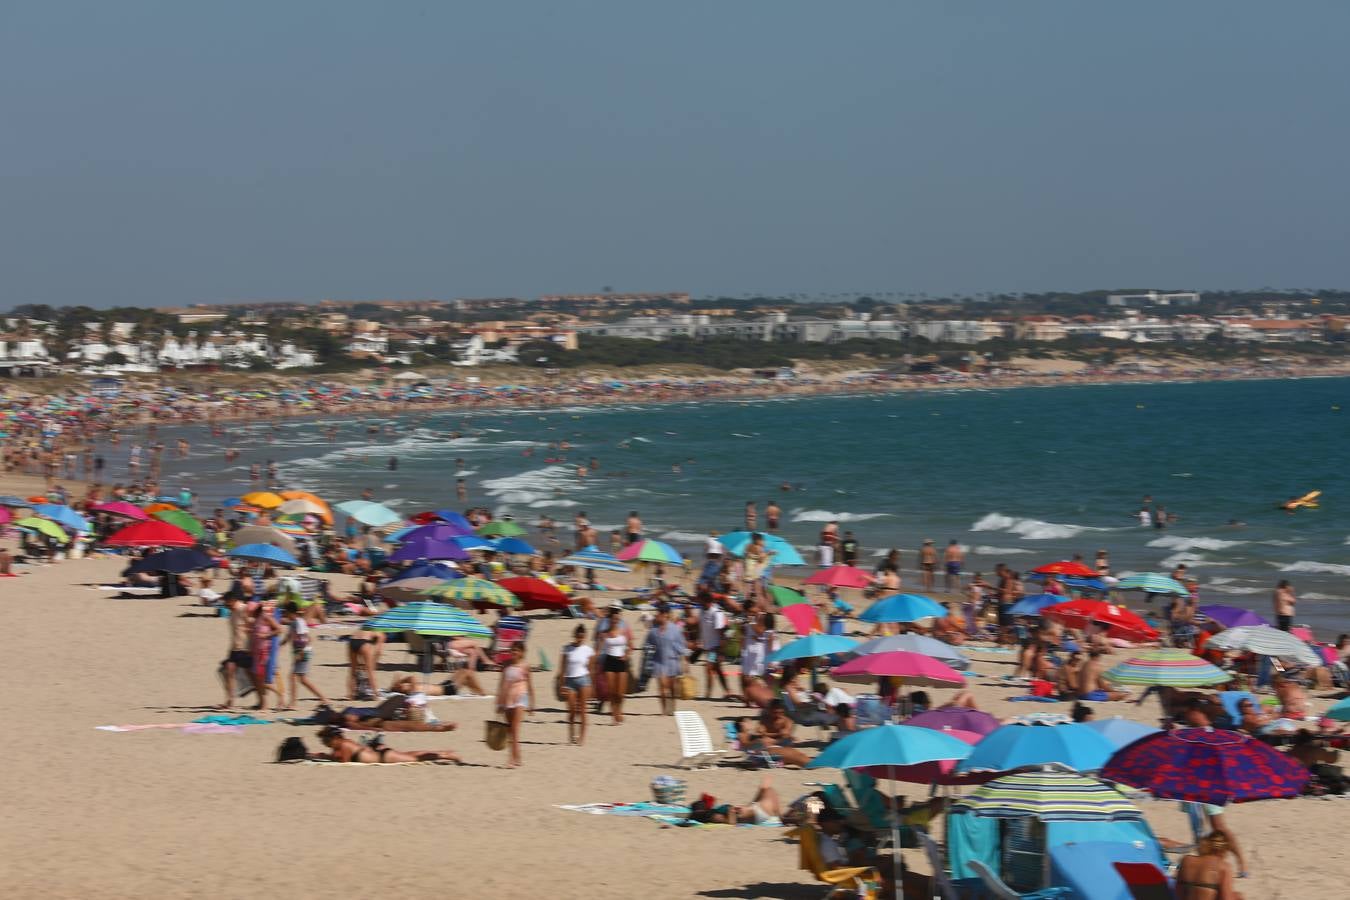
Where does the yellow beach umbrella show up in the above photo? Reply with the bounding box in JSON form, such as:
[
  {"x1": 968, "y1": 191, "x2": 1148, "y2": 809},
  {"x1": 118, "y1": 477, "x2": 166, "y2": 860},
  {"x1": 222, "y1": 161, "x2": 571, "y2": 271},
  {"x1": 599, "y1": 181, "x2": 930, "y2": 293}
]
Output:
[{"x1": 240, "y1": 491, "x2": 285, "y2": 509}]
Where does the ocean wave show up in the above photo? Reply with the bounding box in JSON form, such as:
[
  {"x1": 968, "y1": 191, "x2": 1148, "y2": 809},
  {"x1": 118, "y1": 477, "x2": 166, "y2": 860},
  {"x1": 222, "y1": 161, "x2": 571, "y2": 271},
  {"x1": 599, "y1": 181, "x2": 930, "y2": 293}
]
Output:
[
  {"x1": 528, "y1": 499, "x2": 579, "y2": 508},
  {"x1": 791, "y1": 509, "x2": 892, "y2": 524},
  {"x1": 1279, "y1": 560, "x2": 1350, "y2": 576},
  {"x1": 970, "y1": 512, "x2": 1101, "y2": 541},
  {"x1": 480, "y1": 465, "x2": 577, "y2": 507},
  {"x1": 1147, "y1": 535, "x2": 1246, "y2": 552},
  {"x1": 1204, "y1": 583, "x2": 1264, "y2": 595},
  {"x1": 660, "y1": 531, "x2": 710, "y2": 544},
  {"x1": 1160, "y1": 551, "x2": 1235, "y2": 568},
  {"x1": 972, "y1": 545, "x2": 1034, "y2": 556},
  {"x1": 1301, "y1": 592, "x2": 1350, "y2": 602}
]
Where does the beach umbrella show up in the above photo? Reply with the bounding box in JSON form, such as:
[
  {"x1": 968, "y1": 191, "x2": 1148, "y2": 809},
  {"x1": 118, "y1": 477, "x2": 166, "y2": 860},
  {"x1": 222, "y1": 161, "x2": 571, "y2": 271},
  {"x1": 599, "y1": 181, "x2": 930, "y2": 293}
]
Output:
[
  {"x1": 126, "y1": 548, "x2": 215, "y2": 575},
  {"x1": 768, "y1": 633, "x2": 860, "y2": 663},
  {"x1": 272, "y1": 515, "x2": 315, "y2": 537},
  {"x1": 0, "y1": 506, "x2": 9, "y2": 525},
  {"x1": 767, "y1": 584, "x2": 810, "y2": 607},
  {"x1": 1042, "y1": 600, "x2": 1158, "y2": 641},
  {"x1": 278, "y1": 491, "x2": 332, "y2": 523},
  {"x1": 491, "y1": 537, "x2": 537, "y2": 556},
  {"x1": 363, "y1": 602, "x2": 493, "y2": 638},
  {"x1": 496, "y1": 577, "x2": 570, "y2": 612},
  {"x1": 388, "y1": 536, "x2": 469, "y2": 563},
  {"x1": 1196, "y1": 605, "x2": 1271, "y2": 630},
  {"x1": 803, "y1": 565, "x2": 873, "y2": 589},
  {"x1": 15, "y1": 516, "x2": 70, "y2": 544},
  {"x1": 1026, "y1": 573, "x2": 1110, "y2": 594},
  {"x1": 420, "y1": 576, "x2": 520, "y2": 608},
  {"x1": 450, "y1": 534, "x2": 495, "y2": 551},
  {"x1": 852, "y1": 633, "x2": 970, "y2": 670},
  {"x1": 143, "y1": 502, "x2": 177, "y2": 514},
  {"x1": 1034, "y1": 561, "x2": 1099, "y2": 578},
  {"x1": 781, "y1": 603, "x2": 823, "y2": 635},
  {"x1": 950, "y1": 771, "x2": 1144, "y2": 822},
  {"x1": 229, "y1": 525, "x2": 297, "y2": 555},
  {"x1": 615, "y1": 539, "x2": 683, "y2": 565},
  {"x1": 906, "y1": 707, "x2": 1001, "y2": 736},
  {"x1": 31, "y1": 503, "x2": 90, "y2": 533},
  {"x1": 334, "y1": 500, "x2": 401, "y2": 527},
  {"x1": 104, "y1": 520, "x2": 195, "y2": 548},
  {"x1": 90, "y1": 501, "x2": 148, "y2": 521},
  {"x1": 378, "y1": 576, "x2": 463, "y2": 605},
  {"x1": 476, "y1": 520, "x2": 527, "y2": 538},
  {"x1": 1203, "y1": 625, "x2": 1321, "y2": 666},
  {"x1": 386, "y1": 562, "x2": 462, "y2": 583},
  {"x1": 1100, "y1": 727, "x2": 1309, "y2": 804},
  {"x1": 151, "y1": 509, "x2": 205, "y2": 538},
  {"x1": 240, "y1": 491, "x2": 285, "y2": 509},
  {"x1": 1114, "y1": 573, "x2": 1190, "y2": 596},
  {"x1": 831, "y1": 651, "x2": 965, "y2": 687},
  {"x1": 859, "y1": 593, "x2": 946, "y2": 624},
  {"x1": 276, "y1": 498, "x2": 329, "y2": 519},
  {"x1": 394, "y1": 524, "x2": 471, "y2": 545},
  {"x1": 717, "y1": 531, "x2": 806, "y2": 566},
  {"x1": 808, "y1": 724, "x2": 974, "y2": 892},
  {"x1": 0, "y1": 495, "x2": 29, "y2": 507},
  {"x1": 558, "y1": 545, "x2": 632, "y2": 573},
  {"x1": 1326, "y1": 696, "x2": 1350, "y2": 723},
  {"x1": 429, "y1": 510, "x2": 475, "y2": 532},
  {"x1": 1008, "y1": 593, "x2": 1064, "y2": 617},
  {"x1": 227, "y1": 543, "x2": 300, "y2": 568},
  {"x1": 1104, "y1": 649, "x2": 1231, "y2": 687},
  {"x1": 1081, "y1": 717, "x2": 1161, "y2": 751},
  {"x1": 957, "y1": 723, "x2": 1116, "y2": 774}
]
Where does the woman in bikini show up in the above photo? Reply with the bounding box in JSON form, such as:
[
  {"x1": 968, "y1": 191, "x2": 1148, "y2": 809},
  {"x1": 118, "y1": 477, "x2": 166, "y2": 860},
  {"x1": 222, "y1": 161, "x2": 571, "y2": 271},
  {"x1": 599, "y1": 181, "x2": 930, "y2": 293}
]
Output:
[
  {"x1": 315, "y1": 726, "x2": 461, "y2": 764},
  {"x1": 346, "y1": 628, "x2": 384, "y2": 700},
  {"x1": 494, "y1": 642, "x2": 534, "y2": 768},
  {"x1": 1176, "y1": 832, "x2": 1244, "y2": 899}
]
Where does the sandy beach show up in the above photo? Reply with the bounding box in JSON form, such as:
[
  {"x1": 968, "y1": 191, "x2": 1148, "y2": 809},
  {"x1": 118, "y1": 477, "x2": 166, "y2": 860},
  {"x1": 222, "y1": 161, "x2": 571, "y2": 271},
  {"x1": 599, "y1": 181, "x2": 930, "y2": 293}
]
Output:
[{"x1": 3, "y1": 458, "x2": 1346, "y2": 899}]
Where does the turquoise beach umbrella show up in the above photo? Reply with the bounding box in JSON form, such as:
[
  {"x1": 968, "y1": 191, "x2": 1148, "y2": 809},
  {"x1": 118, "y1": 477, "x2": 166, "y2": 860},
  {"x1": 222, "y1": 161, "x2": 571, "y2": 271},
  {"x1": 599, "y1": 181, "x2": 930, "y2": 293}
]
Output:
[
  {"x1": 1114, "y1": 573, "x2": 1190, "y2": 595},
  {"x1": 767, "y1": 633, "x2": 860, "y2": 663},
  {"x1": 717, "y1": 531, "x2": 807, "y2": 566},
  {"x1": 859, "y1": 593, "x2": 947, "y2": 623}
]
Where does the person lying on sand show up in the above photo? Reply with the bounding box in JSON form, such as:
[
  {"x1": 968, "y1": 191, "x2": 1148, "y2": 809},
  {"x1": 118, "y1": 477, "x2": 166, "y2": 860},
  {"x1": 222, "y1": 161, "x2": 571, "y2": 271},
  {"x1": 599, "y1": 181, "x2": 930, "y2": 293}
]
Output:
[
  {"x1": 388, "y1": 671, "x2": 486, "y2": 697},
  {"x1": 685, "y1": 775, "x2": 784, "y2": 824},
  {"x1": 313, "y1": 726, "x2": 461, "y2": 763},
  {"x1": 312, "y1": 696, "x2": 458, "y2": 732}
]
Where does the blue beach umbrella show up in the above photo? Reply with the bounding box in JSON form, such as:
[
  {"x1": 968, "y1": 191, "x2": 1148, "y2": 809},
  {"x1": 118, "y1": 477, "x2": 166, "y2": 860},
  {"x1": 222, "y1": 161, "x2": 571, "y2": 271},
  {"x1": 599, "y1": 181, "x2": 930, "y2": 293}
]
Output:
[
  {"x1": 768, "y1": 633, "x2": 860, "y2": 663},
  {"x1": 0, "y1": 496, "x2": 29, "y2": 507},
  {"x1": 386, "y1": 562, "x2": 463, "y2": 583},
  {"x1": 32, "y1": 503, "x2": 90, "y2": 533},
  {"x1": 430, "y1": 510, "x2": 475, "y2": 533},
  {"x1": 859, "y1": 593, "x2": 947, "y2": 624},
  {"x1": 851, "y1": 633, "x2": 970, "y2": 670},
  {"x1": 1326, "y1": 696, "x2": 1350, "y2": 723},
  {"x1": 1026, "y1": 573, "x2": 1110, "y2": 594},
  {"x1": 333, "y1": 500, "x2": 401, "y2": 527},
  {"x1": 1008, "y1": 593, "x2": 1065, "y2": 617},
  {"x1": 126, "y1": 548, "x2": 215, "y2": 575},
  {"x1": 491, "y1": 537, "x2": 536, "y2": 555},
  {"x1": 717, "y1": 531, "x2": 807, "y2": 566},
  {"x1": 1081, "y1": 717, "x2": 1161, "y2": 751},
  {"x1": 449, "y1": 534, "x2": 495, "y2": 552},
  {"x1": 557, "y1": 545, "x2": 631, "y2": 573},
  {"x1": 227, "y1": 543, "x2": 300, "y2": 568},
  {"x1": 956, "y1": 722, "x2": 1116, "y2": 775}
]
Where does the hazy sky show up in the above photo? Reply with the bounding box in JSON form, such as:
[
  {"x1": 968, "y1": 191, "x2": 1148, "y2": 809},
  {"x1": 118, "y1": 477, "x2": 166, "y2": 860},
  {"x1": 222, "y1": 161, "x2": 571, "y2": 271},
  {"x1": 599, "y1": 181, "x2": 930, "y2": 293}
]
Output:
[{"x1": 4, "y1": 2, "x2": 1350, "y2": 308}]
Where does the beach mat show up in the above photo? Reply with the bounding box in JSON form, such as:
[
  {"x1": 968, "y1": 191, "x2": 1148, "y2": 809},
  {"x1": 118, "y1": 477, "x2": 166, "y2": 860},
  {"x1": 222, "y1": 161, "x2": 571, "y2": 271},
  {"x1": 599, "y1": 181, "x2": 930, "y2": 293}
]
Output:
[{"x1": 277, "y1": 758, "x2": 459, "y2": 767}]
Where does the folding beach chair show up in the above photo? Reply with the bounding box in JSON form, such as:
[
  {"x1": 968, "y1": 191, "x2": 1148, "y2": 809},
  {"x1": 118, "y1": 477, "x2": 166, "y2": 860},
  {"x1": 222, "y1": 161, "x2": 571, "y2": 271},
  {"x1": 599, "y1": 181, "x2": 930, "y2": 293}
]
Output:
[
  {"x1": 673, "y1": 710, "x2": 727, "y2": 769},
  {"x1": 787, "y1": 825, "x2": 879, "y2": 899}
]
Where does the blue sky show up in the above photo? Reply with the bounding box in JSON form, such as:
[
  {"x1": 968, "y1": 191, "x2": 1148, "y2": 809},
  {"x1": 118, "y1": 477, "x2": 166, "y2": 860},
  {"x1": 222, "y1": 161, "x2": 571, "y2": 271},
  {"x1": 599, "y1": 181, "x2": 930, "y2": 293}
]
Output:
[{"x1": 3, "y1": 2, "x2": 1349, "y2": 307}]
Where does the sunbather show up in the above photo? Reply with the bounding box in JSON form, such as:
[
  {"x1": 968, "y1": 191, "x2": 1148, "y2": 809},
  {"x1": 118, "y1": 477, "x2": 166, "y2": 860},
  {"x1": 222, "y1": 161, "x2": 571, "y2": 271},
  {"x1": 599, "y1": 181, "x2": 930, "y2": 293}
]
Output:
[
  {"x1": 314, "y1": 726, "x2": 461, "y2": 763},
  {"x1": 686, "y1": 774, "x2": 784, "y2": 824},
  {"x1": 388, "y1": 670, "x2": 486, "y2": 697},
  {"x1": 313, "y1": 696, "x2": 458, "y2": 732}
]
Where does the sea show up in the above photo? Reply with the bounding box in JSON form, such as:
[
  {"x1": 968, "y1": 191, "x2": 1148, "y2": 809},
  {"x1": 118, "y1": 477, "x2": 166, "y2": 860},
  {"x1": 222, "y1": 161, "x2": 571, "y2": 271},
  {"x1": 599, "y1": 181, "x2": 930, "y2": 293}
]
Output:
[{"x1": 145, "y1": 377, "x2": 1350, "y2": 635}]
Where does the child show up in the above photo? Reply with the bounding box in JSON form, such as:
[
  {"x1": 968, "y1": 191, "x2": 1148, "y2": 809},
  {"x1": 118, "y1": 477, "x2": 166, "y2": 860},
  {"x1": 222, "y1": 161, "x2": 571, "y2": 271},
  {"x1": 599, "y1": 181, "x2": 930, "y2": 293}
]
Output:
[{"x1": 282, "y1": 602, "x2": 328, "y2": 710}]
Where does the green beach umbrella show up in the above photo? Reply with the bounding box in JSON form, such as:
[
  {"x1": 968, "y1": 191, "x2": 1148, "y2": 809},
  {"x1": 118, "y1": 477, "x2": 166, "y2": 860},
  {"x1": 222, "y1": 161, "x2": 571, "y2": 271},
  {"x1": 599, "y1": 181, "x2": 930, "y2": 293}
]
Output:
[
  {"x1": 476, "y1": 520, "x2": 527, "y2": 538},
  {"x1": 420, "y1": 576, "x2": 520, "y2": 608},
  {"x1": 768, "y1": 584, "x2": 810, "y2": 607},
  {"x1": 151, "y1": 509, "x2": 205, "y2": 538},
  {"x1": 363, "y1": 602, "x2": 493, "y2": 638},
  {"x1": 15, "y1": 517, "x2": 69, "y2": 544}
]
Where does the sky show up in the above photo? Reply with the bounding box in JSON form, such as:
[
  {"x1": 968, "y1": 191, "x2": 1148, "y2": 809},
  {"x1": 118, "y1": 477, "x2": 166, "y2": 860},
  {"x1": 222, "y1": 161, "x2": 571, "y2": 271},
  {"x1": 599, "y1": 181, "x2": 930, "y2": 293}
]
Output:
[{"x1": 4, "y1": 1, "x2": 1350, "y2": 308}]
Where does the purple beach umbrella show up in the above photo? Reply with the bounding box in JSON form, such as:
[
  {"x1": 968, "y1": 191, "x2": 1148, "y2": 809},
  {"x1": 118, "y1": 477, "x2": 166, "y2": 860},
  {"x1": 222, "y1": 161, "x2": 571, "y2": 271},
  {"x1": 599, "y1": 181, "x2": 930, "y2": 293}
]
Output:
[
  {"x1": 1197, "y1": 605, "x2": 1271, "y2": 630},
  {"x1": 905, "y1": 707, "x2": 1001, "y2": 736},
  {"x1": 388, "y1": 536, "x2": 470, "y2": 563}
]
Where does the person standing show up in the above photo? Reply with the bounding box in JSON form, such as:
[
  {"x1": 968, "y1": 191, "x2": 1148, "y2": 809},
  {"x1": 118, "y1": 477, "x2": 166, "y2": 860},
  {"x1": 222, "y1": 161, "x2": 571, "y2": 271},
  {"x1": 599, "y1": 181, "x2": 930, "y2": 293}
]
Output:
[
  {"x1": 698, "y1": 593, "x2": 731, "y2": 699},
  {"x1": 597, "y1": 605, "x2": 633, "y2": 724},
  {"x1": 1273, "y1": 580, "x2": 1297, "y2": 631},
  {"x1": 943, "y1": 540, "x2": 965, "y2": 590},
  {"x1": 625, "y1": 510, "x2": 643, "y2": 545},
  {"x1": 743, "y1": 532, "x2": 769, "y2": 607},
  {"x1": 919, "y1": 539, "x2": 938, "y2": 591},
  {"x1": 744, "y1": 500, "x2": 758, "y2": 531},
  {"x1": 839, "y1": 531, "x2": 859, "y2": 567},
  {"x1": 281, "y1": 602, "x2": 328, "y2": 709},
  {"x1": 219, "y1": 591, "x2": 258, "y2": 709},
  {"x1": 494, "y1": 642, "x2": 534, "y2": 768},
  {"x1": 558, "y1": 625, "x2": 595, "y2": 745},
  {"x1": 764, "y1": 500, "x2": 781, "y2": 532},
  {"x1": 739, "y1": 613, "x2": 772, "y2": 704},
  {"x1": 647, "y1": 605, "x2": 688, "y2": 715}
]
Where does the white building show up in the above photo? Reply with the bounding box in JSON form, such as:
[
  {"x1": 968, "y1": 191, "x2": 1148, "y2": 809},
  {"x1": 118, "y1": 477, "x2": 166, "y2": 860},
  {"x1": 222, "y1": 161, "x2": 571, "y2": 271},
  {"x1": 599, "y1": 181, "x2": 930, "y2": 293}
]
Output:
[{"x1": 1107, "y1": 291, "x2": 1202, "y2": 308}]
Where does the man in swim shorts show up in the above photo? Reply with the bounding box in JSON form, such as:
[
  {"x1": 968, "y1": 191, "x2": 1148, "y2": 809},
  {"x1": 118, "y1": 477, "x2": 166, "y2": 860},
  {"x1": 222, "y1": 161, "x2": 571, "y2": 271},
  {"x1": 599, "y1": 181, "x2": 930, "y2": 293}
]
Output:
[
  {"x1": 919, "y1": 539, "x2": 938, "y2": 590},
  {"x1": 943, "y1": 540, "x2": 964, "y2": 590}
]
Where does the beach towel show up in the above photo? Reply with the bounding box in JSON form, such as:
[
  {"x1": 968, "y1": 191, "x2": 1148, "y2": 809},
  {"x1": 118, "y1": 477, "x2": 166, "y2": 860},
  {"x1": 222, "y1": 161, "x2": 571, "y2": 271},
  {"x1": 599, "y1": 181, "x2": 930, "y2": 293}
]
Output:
[
  {"x1": 556, "y1": 802, "x2": 782, "y2": 828},
  {"x1": 192, "y1": 713, "x2": 273, "y2": 726},
  {"x1": 97, "y1": 723, "x2": 243, "y2": 734},
  {"x1": 276, "y1": 758, "x2": 458, "y2": 767}
]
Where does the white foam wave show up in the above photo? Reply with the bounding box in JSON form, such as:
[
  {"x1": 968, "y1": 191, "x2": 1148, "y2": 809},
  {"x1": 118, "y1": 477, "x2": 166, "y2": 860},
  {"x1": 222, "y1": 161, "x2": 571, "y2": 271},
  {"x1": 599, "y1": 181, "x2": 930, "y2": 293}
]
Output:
[
  {"x1": 973, "y1": 545, "x2": 1034, "y2": 556},
  {"x1": 1301, "y1": 592, "x2": 1350, "y2": 602},
  {"x1": 1280, "y1": 560, "x2": 1350, "y2": 576},
  {"x1": 1204, "y1": 583, "x2": 1264, "y2": 595},
  {"x1": 1147, "y1": 535, "x2": 1246, "y2": 552},
  {"x1": 1160, "y1": 551, "x2": 1235, "y2": 568},
  {"x1": 970, "y1": 512, "x2": 1098, "y2": 541},
  {"x1": 480, "y1": 465, "x2": 577, "y2": 508},
  {"x1": 528, "y1": 499, "x2": 579, "y2": 508},
  {"x1": 660, "y1": 531, "x2": 710, "y2": 544},
  {"x1": 791, "y1": 509, "x2": 891, "y2": 524}
]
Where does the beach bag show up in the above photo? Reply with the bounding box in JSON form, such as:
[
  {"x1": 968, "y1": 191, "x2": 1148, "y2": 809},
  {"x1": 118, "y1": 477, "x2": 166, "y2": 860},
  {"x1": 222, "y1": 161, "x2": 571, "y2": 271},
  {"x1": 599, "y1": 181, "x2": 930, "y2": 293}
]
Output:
[
  {"x1": 484, "y1": 719, "x2": 509, "y2": 751},
  {"x1": 721, "y1": 621, "x2": 743, "y2": 659},
  {"x1": 651, "y1": 775, "x2": 687, "y2": 805},
  {"x1": 676, "y1": 672, "x2": 697, "y2": 700}
]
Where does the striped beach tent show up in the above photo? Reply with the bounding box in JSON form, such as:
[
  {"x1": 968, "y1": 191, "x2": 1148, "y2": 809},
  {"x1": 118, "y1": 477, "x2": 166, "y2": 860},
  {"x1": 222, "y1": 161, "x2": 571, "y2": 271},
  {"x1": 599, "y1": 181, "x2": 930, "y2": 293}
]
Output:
[
  {"x1": 1104, "y1": 649, "x2": 1232, "y2": 688},
  {"x1": 950, "y1": 771, "x2": 1143, "y2": 822}
]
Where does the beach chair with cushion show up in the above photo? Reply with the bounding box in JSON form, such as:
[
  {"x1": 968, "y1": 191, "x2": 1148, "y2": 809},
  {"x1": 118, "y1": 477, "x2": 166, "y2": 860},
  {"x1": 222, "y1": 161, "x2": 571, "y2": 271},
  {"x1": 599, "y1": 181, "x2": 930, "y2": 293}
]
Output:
[
  {"x1": 787, "y1": 825, "x2": 879, "y2": 899},
  {"x1": 1111, "y1": 862, "x2": 1175, "y2": 900},
  {"x1": 967, "y1": 861, "x2": 1070, "y2": 899},
  {"x1": 674, "y1": 710, "x2": 727, "y2": 769}
]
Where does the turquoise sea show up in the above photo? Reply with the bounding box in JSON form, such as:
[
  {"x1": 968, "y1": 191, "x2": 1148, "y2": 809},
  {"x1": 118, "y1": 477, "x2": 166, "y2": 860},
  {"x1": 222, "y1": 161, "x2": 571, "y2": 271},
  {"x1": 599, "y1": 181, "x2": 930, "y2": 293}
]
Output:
[{"x1": 155, "y1": 377, "x2": 1350, "y2": 634}]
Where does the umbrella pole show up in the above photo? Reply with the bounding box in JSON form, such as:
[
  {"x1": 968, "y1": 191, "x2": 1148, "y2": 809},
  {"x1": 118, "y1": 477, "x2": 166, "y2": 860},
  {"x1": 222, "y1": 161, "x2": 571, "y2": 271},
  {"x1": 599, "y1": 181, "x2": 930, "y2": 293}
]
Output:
[{"x1": 889, "y1": 764, "x2": 903, "y2": 900}]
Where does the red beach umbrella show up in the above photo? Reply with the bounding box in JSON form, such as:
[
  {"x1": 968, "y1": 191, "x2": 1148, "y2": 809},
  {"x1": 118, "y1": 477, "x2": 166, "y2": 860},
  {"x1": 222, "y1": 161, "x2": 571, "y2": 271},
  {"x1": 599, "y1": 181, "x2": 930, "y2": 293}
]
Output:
[
  {"x1": 1042, "y1": 599, "x2": 1159, "y2": 641},
  {"x1": 104, "y1": 520, "x2": 197, "y2": 548},
  {"x1": 802, "y1": 565, "x2": 873, "y2": 589},
  {"x1": 1100, "y1": 727, "x2": 1309, "y2": 805},
  {"x1": 1034, "y1": 561, "x2": 1099, "y2": 578},
  {"x1": 782, "y1": 603, "x2": 823, "y2": 635},
  {"x1": 495, "y1": 577, "x2": 570, "y2": 612}
]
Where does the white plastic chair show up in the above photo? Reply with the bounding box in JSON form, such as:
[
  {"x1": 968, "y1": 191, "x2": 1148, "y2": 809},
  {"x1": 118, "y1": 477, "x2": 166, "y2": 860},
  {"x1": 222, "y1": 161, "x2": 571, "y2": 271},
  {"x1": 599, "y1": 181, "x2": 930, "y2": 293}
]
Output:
[{"x1": 674, "y1": 710, "x2": 726, "y2": 769}]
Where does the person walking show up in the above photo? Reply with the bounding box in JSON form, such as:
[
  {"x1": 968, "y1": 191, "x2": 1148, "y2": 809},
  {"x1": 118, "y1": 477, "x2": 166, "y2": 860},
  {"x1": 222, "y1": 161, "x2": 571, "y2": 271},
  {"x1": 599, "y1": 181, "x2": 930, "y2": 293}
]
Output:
[
  {"x1": 597, "y1": 605, "x2": 634, "y2": 724},
  {"x1": 1273, "y1": 580, "x2": 1297, "y2": 631},
  {"x1": 647, "y1": 604, "x2": 688, "y2": 715},
  {"x1": 495, "y1": 641, "x2": 534, "y2": 768},
  {"x1": 558, "y1": 625, "x2": 595, "y2": 745}
]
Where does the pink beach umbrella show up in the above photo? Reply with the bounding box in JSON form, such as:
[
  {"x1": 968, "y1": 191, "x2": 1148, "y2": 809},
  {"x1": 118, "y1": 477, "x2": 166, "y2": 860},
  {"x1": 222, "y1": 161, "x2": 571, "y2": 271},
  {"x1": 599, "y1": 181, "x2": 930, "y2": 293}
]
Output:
[
  {"x1": 830, "y1": 651, "x2": 967, "y2": 687},
  {"x1": 802, "y1": 565, "x2": 873, "y2": 589},
  {"x1": 91, "y1": 501, "x2": 149, "y2": 521},
  {"x1": 0, "y1": 506, "x2": 10, "y2": 525}
]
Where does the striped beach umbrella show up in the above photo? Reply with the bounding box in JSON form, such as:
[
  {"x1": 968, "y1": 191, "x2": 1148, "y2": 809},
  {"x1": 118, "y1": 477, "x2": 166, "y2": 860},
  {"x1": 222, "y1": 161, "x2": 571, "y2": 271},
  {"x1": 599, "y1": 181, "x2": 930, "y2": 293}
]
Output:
[
  {"x1": 1203, "y1": 625, "x2": 1321, "y2": 666},
  {"x1": 557, "y1": 545, "x2": 630, "y2": 573},
  {"x1": 1114, "y1": 573, "x2": 1190, "y2": 595},
  {"x1": 419, "y1": 576, "x2": 520, "y2": 608},
  {"x1": 951, "y1": 771, "x2": 1143, "y2": 822},
  {"x1": 1104, "y1": 649, "x2": 1231, "y2": 687},
  {"x1": 363, "y1": 602, "x2": 492, "y2": 638},
  {"x1": 615, "y1": 539, "x2": 684, "y2": 565}
]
